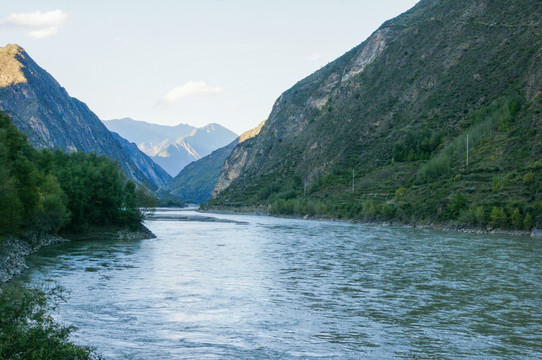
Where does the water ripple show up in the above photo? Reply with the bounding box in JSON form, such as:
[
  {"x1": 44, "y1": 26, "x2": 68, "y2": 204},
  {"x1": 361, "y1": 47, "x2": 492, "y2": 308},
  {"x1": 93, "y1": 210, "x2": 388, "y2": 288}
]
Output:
[{"x1": 22, "y1": 209, "x2": 542, "y2": 359}]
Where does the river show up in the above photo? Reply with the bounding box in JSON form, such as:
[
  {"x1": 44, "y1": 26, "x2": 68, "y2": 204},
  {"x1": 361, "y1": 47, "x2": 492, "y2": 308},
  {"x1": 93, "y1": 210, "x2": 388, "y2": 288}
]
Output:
[{"x1": 22, "y1": 208, "x2": 542, "y2": 359}]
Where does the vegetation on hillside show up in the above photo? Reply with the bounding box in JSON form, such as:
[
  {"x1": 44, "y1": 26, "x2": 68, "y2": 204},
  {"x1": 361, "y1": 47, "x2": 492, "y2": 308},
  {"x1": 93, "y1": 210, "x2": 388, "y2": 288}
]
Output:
[
  {"x1": 208, "y1": 0, "x2": 542, "y2": 231},
  {"x1": 208, "y1": 93, "x2": 541, "y2": 231}
]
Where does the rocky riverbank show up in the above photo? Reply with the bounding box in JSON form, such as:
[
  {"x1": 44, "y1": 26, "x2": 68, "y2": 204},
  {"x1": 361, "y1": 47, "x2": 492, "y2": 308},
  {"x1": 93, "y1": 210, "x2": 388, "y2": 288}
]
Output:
[
  {"x1": 0, "y1": 224, "x2": 156, "y2": 283},
  {"x1": 61, "y1": 224, "x2": 156, "y2": 242},
  {"x1": 0, "y1": 233, "x2": 68, "y2": 283}
]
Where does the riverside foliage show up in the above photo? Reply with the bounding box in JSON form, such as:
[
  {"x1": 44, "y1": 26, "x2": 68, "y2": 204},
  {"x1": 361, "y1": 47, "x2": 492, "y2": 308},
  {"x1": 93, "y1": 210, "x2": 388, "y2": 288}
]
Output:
[
  {"x1": 0, "y1": 111, "x2": 151, "y2": 237},
  {"x1": 0, "y1": 284, "x2": 99, "y2": 359},
  {"x1": 0, "y1": 111, "x2": 155, "y2": 358}
]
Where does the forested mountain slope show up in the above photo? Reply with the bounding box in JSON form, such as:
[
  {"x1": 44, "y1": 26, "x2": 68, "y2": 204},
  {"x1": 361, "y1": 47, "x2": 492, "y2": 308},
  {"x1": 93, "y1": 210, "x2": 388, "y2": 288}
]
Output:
[{"x1": 210, "y1": 0, "x2": 542, "y2": 231}]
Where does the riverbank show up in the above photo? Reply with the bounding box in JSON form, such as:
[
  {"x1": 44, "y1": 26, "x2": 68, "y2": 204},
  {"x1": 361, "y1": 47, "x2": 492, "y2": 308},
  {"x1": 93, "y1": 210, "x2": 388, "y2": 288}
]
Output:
[
  {"x1": 61, "y1": 223, "x2": 156, "y2": 242},
  {"x1": 0, "y1": 224, "x2": 156, "y2": 283},
  {"x1": 201, "y1": 205, "x2": 539, "y2": 238},
  {"x1": 0, "y1": 233, "x2": 67, "y2": 283}
]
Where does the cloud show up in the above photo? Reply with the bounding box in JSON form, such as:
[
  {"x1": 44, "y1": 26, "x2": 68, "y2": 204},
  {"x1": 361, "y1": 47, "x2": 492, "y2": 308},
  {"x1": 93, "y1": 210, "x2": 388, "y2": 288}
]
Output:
[
  {"x1": 157, "y1": 81, "x2": 224, "y2": 107},
  {"x1": 307, "y1": 52, "x2": 323, "y2": 62},
  {"x1": 1, "y1": 9, "x2": 67, "y2": 39}
]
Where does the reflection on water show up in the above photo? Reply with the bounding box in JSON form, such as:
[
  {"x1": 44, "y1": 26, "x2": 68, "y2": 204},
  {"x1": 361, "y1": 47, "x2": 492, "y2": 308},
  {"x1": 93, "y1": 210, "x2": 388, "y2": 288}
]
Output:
[{"x1": 23, "y1": 208, "x2": 542, "y2": 359}]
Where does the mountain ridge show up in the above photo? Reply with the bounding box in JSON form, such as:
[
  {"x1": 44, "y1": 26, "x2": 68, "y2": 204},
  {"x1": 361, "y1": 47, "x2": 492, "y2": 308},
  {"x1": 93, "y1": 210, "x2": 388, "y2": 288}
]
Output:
[
  {"x1": 103, "y1": 118, "x2": 238, "y2": 176},
  {"x1": 0, "y1": 44, "x2": 171, "y2": 190}
]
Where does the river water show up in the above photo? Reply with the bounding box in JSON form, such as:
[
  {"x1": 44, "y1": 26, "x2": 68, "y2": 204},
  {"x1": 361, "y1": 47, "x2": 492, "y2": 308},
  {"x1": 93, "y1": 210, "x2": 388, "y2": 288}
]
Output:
[{"x1": 22, "y1": 208, "x2": 542, "y2": 359}]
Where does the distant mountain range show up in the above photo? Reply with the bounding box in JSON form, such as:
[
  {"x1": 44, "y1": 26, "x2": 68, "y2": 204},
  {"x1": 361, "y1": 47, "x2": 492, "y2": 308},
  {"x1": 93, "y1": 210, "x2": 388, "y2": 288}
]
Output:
[
  {"x1": 103, "y1": 118, "x2": 237, "y2": 176},
  {"x1": 0, "y1": 44, "x2": 171, "y2": 190}
]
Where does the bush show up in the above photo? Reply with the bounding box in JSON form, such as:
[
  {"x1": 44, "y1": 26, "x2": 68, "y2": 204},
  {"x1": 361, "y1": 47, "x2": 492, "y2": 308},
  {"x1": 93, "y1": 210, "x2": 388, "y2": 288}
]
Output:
[
  {"x1": 511, "y1": 208, "x2": 523, "y2": 228},
  {"x1": 460, "y1": 204, "x2": 486, "y2": 226},
  {"x1": 379, "y1": 202, "x2": 396, "y2": 219},
  {"x1": 0, "y1": 284, "x2": 99, "y2": 359},
  {"x1": 524, "y1": 213, "x2": 534, "y2": 230},
  {"x1": 523, "y1": 172, "x2": 534, "y2": 185},
  {"x1": 362, "y1": 199, "x2": 377, "y2": 219},
  {"x1": 449, "y1": 191, "x2": 467, "y2": 217},
  {"x1": 490, "y1": 206, "x2": 507, "y2": 227},
  {"x1": 492, "y1": 176, "x2": 506, "y2": 192}
]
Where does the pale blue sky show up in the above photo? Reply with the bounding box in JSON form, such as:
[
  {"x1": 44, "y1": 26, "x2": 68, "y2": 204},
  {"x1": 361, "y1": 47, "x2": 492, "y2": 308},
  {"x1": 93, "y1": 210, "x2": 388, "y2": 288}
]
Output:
[{"x1": 2, "y1": 1, "x2": 419, "y2": 134}]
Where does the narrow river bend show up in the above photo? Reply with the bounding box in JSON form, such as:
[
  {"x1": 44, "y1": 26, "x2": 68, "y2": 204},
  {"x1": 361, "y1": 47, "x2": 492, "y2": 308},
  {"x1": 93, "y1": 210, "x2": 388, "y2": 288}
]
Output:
[{"x1": 22, "y1": 208, "x2": 542, "y2": 359}]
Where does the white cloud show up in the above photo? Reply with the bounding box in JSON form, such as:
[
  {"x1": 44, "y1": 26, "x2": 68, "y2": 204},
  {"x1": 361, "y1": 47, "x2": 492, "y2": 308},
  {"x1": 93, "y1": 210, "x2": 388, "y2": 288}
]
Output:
[
  {"x1": 1, "y1": 10, "x2": 67, "y2": 39},
  {"x1": 157, "y1": 81, "x2": 224, "y2": 107},
  {"x1": 308, "y1": 52, "x2": 324, "y2": 62}
]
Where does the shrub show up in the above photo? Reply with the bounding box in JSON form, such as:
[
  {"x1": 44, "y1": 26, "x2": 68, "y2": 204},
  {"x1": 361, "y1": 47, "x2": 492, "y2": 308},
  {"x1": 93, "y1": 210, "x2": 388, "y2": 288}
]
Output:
[
  {"x1": 523, "y1": 172, "x2": 534, "y2": 185},
  {"x1": 460, "y1": 204, "x2": 486, "y2": 226},
  {"x1": 361, "y1": 199, "x2": 377, "y2": 219},
  {"x1": 395, "y1": 187, "x2": 406, "y2": 198},
  {"x1": 524, "y1": 213, "x2": 534, "y2": 230},
  {"x1": 449, "y1": 191, "x2": 467, "y2": 217},
  {"x1": 492, "y1": 176, "x2": 505, "y2": 192},
  {"x1": 490, "y1": 206, "x2": 507, "y2": 227},
  {"x1": 473, "y1": 205, "x2": 486, "y2": 225},
  {"x1": 511, "y1": 208, "x2": 523, "y2": 228},
  {"x1": 379, "y1": 202, "x2": 396, "y2": 219},
  {"x1": 0, "y1": 284, "x2": 98, "y2": 360}
]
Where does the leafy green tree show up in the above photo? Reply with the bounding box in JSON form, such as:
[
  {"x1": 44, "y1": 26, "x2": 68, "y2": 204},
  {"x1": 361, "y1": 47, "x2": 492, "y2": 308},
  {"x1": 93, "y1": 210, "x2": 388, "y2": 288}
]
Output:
[
  {"x1": 50, "y1": 151, "x2": 138, "y2": 230},
  {"x1": 34, "y1": 174, "x2": 69, "y2": 233},
  {"x1": 136, "y1": 186, "x2": 158, "y2": 218},
  {"x1": 0, "y1": 167, "x2": 23, "y2": 236}
]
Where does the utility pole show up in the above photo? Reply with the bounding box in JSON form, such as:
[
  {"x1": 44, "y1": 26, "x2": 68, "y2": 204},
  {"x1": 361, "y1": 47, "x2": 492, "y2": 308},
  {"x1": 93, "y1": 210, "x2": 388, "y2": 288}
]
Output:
[
  {"x1": 304, "y1": 182, "x2": 307, "y2": 198},
  {"x1": 352, "y1": 169, "x2": 355, "y2": 192},
  {"x1": 466, "y1": 134, "x2": 469, "y2": 167}
]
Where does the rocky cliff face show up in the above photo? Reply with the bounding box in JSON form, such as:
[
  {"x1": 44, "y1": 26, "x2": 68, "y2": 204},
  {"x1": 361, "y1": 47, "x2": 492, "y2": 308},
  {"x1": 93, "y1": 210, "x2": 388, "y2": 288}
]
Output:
[
  {"x1": 0, "y1": 44, "x2": 170, "y2": 190},
  {"x1": 110, "y1": 133, "x2": 172, "y2": 189},
  {"x1": 213, "y1": 21, "x2": 393, "y2": 195},
  {"x1": 213, "y1": 120, "x2": 265, "y2": 195}
]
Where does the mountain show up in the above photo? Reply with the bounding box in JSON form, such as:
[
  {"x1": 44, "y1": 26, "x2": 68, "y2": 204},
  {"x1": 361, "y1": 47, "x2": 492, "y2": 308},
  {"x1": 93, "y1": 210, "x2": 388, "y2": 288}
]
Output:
[
  {"x1": 102, "y1": 118, "x2": 196, "y2": 156},
  {"x1": 0, "y1": 44, "x2": 171, "y2": 190},
  {"x1": 210, "y1": 0, "x2": 542, "y2": 231},
  {"x1": 167, "y1": 121, "x2": 265, "y2": 204},
  {"x1": 103, "y1": 118, "x2": 238, "y2": 176}
]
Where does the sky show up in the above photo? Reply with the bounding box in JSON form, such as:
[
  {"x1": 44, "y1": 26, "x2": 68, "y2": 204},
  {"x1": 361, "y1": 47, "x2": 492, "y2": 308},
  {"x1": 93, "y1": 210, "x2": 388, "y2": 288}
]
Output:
[{"x1": 1, "y1": 0, "x2": 419, "y2": 134}]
